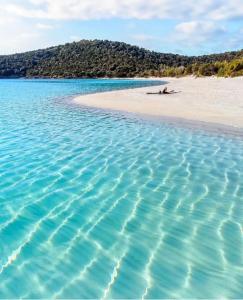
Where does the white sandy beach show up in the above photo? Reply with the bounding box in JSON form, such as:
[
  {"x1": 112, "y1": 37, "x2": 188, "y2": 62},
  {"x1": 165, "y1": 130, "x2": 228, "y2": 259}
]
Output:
[{"x1": 74, "y1": 77, "x2": 243, "y2": 128}]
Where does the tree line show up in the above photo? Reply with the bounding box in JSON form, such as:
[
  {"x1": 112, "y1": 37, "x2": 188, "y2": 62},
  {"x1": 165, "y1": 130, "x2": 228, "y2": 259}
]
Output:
[{"x1": 0, "y1": 40, "x2": 242, "y2": 78}]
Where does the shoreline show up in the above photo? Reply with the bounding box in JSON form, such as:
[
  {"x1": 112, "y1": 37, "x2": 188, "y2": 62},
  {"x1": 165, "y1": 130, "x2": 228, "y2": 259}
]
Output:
[
  {"x1": 74, "y1": 76, "x2": 243, "y2": 130},
  {"x1": 71, "y1": 101, "x2": 243, "y2": 138}
]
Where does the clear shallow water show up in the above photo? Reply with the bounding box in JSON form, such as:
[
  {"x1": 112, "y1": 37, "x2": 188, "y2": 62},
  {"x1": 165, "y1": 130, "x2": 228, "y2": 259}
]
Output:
[{"x1": 0, "y1": 79, "x2": 243, "y2": 299}]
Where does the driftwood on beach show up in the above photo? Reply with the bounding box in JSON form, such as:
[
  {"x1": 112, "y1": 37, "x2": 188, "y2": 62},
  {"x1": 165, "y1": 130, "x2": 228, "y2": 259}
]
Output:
[{"x1": 146, "y1": 87, "x2": 178, "y2": 95}]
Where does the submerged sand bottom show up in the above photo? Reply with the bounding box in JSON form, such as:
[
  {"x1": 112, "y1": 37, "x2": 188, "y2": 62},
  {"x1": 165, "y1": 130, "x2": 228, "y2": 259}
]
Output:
[{"x1": 74, "y1": 77, "x2": 243, "y2": 129}]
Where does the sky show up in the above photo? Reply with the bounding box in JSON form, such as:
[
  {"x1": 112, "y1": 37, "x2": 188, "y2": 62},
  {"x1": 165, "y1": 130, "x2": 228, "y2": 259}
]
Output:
[{"x1": 0, "y1": 0, "x2": 243, "y2": 56}]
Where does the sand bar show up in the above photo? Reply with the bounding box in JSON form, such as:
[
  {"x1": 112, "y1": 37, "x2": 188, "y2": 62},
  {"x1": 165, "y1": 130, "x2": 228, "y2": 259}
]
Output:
[{"x1": 74, "y1": 77, "x2": 243, "y2": 128}]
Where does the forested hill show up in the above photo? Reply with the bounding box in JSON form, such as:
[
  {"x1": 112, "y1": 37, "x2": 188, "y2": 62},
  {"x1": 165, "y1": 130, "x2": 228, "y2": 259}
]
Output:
[{"x1": 0, "y1": 39, "x2": 242, "y2": 78}]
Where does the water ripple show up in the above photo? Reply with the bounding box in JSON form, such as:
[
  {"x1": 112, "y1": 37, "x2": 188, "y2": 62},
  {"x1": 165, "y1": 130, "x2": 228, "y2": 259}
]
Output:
[{"x1": 0, "y1": 79, "x2": 243, "y2": 298}]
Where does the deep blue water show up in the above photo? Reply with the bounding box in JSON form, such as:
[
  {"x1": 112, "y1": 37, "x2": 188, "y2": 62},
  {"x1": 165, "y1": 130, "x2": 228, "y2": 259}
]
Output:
[{"x1": 0, "y1": 79, "x2": 242, "y2": 298}]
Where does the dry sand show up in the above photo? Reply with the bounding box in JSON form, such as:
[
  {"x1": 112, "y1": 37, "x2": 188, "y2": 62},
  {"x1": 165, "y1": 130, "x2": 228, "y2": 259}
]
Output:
[{"x1": 74, "y1": 77, "x2": 243, "y2": 128}]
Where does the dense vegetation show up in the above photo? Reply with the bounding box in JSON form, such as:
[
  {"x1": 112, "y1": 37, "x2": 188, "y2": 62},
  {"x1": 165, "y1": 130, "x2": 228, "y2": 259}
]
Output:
[
  {"x1": 156, "y1": 58, "x2": 243, "y2": 77},
  {"x1": 0, "y1": 40, "x2": 242, "y2": 78}
]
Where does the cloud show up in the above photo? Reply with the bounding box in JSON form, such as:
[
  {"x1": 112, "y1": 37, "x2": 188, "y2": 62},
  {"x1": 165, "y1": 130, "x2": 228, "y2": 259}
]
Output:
[
  {"x1": 2, "y1": 0, "x2": 243, "y2": 21},
  {"x1": 174, "y1": 21, "x2": 226, "y2": 46},
  {"x1": 0, "y1": 10, "x2": 53, "y2": 54},
  {"x1": 0, "y1": 26, "x2": 42, "y2": 54},
  {"x1": 5, "y1": 3, "x2": 47, "y2": 19},
  {"x1": 0, "y1": 0, "x2": 242, "y2": 55},
  {"x1": 208, "y1": 0, "x2": 243, "y2": 20},
  {"x1": 36, "y1": 23, "x2": 55, "y2": 30}
]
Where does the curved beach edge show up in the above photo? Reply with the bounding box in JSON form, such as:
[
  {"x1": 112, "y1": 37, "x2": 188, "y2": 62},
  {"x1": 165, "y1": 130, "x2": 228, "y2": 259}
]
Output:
[{"x1": 73, "y1": 76, "x2": 243, "y2": 130}]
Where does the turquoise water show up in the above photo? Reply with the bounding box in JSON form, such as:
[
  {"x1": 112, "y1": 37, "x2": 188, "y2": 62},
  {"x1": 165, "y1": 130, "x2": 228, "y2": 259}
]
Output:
[{"x1": 0, "y1": 79, "x2": 242, "y2": 298}]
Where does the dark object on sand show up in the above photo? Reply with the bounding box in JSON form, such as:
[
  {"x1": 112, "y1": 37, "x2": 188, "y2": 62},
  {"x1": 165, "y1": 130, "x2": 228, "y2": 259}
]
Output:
[
  {"x1": 162, "y1": 87, "x2": 175, "y2": 94},
  {"x1": 146, "y1": 87, "x2": 177, "y2": 95}
]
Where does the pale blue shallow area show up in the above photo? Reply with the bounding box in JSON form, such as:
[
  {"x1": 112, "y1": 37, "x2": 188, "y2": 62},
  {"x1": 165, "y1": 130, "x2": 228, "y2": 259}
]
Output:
[{"x1": 0, "y1": 79, "x2": 243, "y2": 298}]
